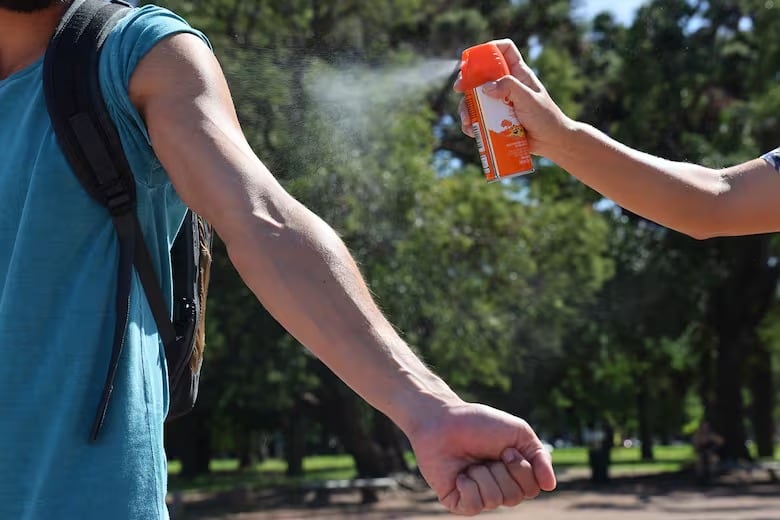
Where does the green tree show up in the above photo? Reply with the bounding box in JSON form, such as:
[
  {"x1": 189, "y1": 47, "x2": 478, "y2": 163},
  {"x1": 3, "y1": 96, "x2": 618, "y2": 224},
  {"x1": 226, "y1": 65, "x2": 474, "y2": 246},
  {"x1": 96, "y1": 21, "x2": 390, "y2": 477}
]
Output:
[{"x1": 154, "y1": 0, "x2": 780, "y2": 480}]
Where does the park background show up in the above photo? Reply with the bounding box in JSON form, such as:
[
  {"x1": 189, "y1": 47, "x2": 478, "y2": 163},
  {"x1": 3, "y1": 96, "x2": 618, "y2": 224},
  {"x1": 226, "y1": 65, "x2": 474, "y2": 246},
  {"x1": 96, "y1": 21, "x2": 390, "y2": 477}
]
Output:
[{"x1": 141, "y1": 0, "x2": 780, "y2": 514}]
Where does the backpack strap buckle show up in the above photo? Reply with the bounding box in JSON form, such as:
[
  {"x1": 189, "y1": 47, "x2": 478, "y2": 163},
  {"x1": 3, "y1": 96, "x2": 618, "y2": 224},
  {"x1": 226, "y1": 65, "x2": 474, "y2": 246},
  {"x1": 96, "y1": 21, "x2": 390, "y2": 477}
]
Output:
[{"x1": 101, "y1": 180, "x2": 134, "y2": 216}]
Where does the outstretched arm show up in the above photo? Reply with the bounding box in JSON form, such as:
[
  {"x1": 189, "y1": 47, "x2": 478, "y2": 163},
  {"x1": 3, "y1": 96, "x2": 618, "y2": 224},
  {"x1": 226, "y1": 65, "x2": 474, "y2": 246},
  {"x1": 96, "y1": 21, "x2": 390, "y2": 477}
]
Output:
[
  {"x1": 456, "y1": 39, "x2": 780, "y2": 239},
  {"x1": 128, "y1": 33, "x2": 555, "y2": 515},
  {"x1": 540, "y1": 123, "x2": 780, "y2": 239}
]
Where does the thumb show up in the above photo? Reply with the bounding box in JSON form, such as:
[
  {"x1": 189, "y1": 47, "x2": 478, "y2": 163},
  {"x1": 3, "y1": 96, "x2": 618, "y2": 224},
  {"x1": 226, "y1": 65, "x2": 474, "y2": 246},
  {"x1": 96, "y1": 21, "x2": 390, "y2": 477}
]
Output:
[
  {"x1": 528, "y1": 447, "x2": 557, "y2": 491},
  {"x1": 510, "y1": 424, "x2": 557, "y2": 493}
]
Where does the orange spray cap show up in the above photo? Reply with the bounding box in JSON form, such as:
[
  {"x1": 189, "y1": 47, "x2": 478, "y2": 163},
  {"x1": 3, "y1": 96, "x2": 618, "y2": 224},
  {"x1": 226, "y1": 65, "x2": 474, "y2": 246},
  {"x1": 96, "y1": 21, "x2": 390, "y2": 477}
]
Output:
[{"x1": 460, "y1": 42, "x2": 510, "y2": 90}]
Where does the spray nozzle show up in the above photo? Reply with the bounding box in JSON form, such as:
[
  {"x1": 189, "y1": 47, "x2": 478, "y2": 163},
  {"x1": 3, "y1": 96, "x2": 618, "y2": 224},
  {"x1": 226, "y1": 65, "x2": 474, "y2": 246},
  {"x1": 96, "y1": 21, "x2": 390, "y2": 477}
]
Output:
[{"x1": 459, "y1": 42, "x2": 511, "y2": 90}]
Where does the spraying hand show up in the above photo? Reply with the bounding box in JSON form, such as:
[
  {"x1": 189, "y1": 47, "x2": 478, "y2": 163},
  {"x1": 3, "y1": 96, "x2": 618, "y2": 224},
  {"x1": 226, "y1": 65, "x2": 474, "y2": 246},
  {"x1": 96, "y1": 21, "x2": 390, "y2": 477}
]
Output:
[{"x1": 454, "y1": 39, "x2": 574, "y2": 160}]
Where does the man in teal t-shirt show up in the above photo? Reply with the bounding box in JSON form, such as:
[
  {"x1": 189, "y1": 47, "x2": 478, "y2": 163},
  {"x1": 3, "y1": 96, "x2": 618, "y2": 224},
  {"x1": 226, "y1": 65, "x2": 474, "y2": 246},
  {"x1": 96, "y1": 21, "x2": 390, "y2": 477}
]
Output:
[
  {"x1": 0, "y1": 2, "x2": 557, "y2": 519},
  {"x1": 0, "y1": 4, "x2": 212, "y2": 519}
]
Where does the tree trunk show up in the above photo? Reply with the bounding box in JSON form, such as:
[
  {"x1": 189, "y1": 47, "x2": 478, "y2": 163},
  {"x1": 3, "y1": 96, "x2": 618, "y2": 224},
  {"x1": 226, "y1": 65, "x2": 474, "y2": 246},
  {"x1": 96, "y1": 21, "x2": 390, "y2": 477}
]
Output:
[
  {"x1": 237, "y1": 430, "x2": 258, "y2": 470},
  {"x1": 713, "y1": 330, "x2": 749, "y2": 461},
  {"x1": 284, "y1": 409, "x2": 306, "y2": 477},
  {"x1": 637, "y1": 385, "x2": 654, "y2": 461},
  {"x1": 697, "y1": 331, "x2": 716, "y2": 422},
  {"x1": 372, "y1": 411, "x2": 410, "y2": 473},
  {"x1": 587, "y1": 421, "x2": 612, "y2": 484},
  {"x1": 315, "y1": 367, "x2": 392, "y2": 503},
  {"x1": 707, "y1": 235, "x2": 778, "y2": 462},
  {"x1": 332, "y1": 396, "x2": 386, "y2": 477},
  {"x1": 168, "y1": 410, "x2": 212, "y2": 478},
  {"x1": 748, "y1": 336, "x2": 775, "y2": 458}
]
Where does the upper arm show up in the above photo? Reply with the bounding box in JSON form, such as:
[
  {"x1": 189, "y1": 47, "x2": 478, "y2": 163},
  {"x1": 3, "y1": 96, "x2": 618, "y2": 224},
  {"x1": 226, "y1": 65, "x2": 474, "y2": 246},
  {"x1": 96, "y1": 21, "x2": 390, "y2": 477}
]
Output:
[
  {"x1": 127, "y1": 33, "x2": 296, "y2": 244},
  {"x1": 708, "y1": 157, "x2": 780, "y2": 237}
]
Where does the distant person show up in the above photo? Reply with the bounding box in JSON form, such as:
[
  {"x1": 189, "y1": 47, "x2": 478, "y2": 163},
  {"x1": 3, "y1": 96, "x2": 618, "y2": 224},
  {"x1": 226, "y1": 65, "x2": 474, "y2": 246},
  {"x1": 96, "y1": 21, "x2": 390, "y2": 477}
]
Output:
[
  {"x1": 692, "y1": 421, "x2": 724, "y2": 484},
  {"x1": 456, "y1": 39, "x2": 780, "y2": 239},
  {"x1": 0, "y1": 4, "x2": 554, "y2": 519}
]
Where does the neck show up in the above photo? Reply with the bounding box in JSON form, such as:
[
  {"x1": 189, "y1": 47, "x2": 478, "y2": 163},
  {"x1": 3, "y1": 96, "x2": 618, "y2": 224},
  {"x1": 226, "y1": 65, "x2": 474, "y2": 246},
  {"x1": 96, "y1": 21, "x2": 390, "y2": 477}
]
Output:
[{"x1": 0, "y1": 2, "x2": 69, "y2": 80}]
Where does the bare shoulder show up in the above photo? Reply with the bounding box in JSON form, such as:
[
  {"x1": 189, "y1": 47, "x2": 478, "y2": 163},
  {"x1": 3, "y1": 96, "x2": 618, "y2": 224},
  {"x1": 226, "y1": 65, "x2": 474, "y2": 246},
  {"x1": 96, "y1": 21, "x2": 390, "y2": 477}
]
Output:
[{"x1": 128, "y1": 32, "x2": 226, "y2": 113}]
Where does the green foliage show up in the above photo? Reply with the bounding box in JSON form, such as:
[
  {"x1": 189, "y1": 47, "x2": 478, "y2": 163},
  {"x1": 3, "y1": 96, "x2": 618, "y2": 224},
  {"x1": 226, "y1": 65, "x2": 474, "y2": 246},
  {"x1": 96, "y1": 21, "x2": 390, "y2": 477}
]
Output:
[
  {"x1": 149, "y1": 0, "x2": 779, "y2": 471},
  {"x1": 534, "y1": 46, "x2": 584, "y2": 118},
  {"x1": 430, "y1": 9, "x2": 490, "y2": 53},
  {"x1": 199, "y1": 237, "x2": 319, "y2": 441},
  {"x1": 376, "y1": 171, "x2": 613, "y2": 393}
]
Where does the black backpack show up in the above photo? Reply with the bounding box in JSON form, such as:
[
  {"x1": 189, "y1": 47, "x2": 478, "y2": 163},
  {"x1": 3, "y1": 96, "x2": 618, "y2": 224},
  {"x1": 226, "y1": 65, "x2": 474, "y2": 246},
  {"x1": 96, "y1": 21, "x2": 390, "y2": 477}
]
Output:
[{"x1": 43, "y1": 0, "x2": 213, "y2": 441}]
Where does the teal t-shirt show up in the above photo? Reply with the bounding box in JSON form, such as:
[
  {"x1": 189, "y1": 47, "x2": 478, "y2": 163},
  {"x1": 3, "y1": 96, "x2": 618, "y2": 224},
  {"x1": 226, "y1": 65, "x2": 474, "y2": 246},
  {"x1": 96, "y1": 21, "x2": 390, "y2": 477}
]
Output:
[{"x1": 0, "y1": 6, "x2": 208, "y2": 519}]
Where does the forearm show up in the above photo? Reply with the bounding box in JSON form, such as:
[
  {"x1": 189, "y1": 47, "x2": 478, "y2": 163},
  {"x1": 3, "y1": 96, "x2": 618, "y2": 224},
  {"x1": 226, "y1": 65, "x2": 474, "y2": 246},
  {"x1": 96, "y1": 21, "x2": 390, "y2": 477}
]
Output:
[
  {"x1": 220, "y1": 201, "x2": 460, "y2": 434},
  {"x1": 546, "y1": 121, "x2": 728, "y2": 237}
]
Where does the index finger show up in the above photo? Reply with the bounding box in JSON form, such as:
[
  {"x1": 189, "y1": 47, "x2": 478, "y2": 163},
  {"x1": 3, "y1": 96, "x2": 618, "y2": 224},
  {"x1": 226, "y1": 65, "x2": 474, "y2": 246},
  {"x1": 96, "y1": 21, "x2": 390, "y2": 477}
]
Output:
[
  {"x1": 491, "y1": 38, "x2": 526, "y2": 73},
  {"x1": 453, "y1": 72, "x2": 464, "y2": 93},
  {"x1": 490, "y1": 38, "x2": 543, "y2": 92},
  {"x1": 454, "y1": 40, "x2": 523, "y2": 90}
]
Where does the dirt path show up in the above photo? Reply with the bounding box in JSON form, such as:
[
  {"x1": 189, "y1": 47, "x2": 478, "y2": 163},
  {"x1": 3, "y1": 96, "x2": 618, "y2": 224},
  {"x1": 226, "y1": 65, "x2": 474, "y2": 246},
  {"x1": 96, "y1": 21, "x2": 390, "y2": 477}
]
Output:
[{"x1": 173, "y1": 471, "x2": 780, "y2": 520}]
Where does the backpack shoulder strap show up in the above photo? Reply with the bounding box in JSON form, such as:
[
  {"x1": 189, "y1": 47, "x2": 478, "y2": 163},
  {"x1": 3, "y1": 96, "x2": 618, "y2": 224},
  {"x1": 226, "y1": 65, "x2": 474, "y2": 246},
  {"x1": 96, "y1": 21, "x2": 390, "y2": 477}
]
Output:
[
  {"x1": 43, "y1": 0, "x2": 178, "y2": 441},
  {"x1": 44, "y1": 0, "x2": 135, "y2": 211}
]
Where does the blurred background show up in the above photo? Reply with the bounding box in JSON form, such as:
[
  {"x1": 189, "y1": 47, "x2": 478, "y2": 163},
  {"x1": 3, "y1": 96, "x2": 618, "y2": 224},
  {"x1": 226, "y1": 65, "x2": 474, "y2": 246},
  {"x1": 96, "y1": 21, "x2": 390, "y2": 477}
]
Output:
[{"x1": 140, "y1": 0, "x2": 779, "y2": 500}]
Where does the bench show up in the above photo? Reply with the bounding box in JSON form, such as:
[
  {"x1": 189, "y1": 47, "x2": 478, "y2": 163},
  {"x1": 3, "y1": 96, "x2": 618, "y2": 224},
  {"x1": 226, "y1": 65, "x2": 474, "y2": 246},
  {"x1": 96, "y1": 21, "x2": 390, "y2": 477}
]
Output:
[
  {"x1": 298, "y1": 477, "x2": 399, "y2": 505},
  {"x1": 759, "y1": 461, "x2": 780, "y2": 482},
  {"x1": 726, "y1": 460, "x2": 780, "y2": 483}
]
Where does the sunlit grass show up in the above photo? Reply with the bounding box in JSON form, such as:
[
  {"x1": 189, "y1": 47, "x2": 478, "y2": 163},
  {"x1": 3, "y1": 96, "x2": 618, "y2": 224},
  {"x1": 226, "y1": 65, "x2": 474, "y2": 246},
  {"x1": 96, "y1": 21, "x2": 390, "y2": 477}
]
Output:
[
  {"x1": 552, "y1": 445, "x2": 694, "y2": 467},
  {"x1": 168, "y1": 455, "x2": 358, "y2": 492},
  {"x1": 168, "y1": 444, "x2": 778, "y2": 493}
]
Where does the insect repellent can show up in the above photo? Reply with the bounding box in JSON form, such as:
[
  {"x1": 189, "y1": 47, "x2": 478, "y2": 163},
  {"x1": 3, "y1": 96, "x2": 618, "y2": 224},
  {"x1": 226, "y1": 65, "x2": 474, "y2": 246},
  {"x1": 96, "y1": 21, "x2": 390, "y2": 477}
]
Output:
[{"x1": 461, "y1": 43, "x2": 534, "y2": 182}]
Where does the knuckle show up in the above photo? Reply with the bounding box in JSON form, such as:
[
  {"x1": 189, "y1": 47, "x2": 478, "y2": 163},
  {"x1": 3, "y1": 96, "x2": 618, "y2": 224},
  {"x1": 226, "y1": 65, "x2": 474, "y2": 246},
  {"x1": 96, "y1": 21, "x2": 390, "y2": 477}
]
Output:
[
  {"x1": 459, "y1": 501, "x2": 481, "y2": 517},
  {"x1": 503, "y1": 491, "x2": 524, "y2": 507},
  {"x1": 466, "y1": 465, "x2": 484, "y2": 479},
  {"x1": 482, "y1": 489, "x2": 502, "y2": 510},
  {"x1": 526, "y1": 488, "x2": 541, "y2": 499},
  {"x1": 488, "y1": 460, "x2": 506, "y2": 474},
  {"x1": 484, "y1": 495, "x2": 502, "y2": 511},
  {"x1": 506, "y1": 459, "x2": 525, "y2": 474}
]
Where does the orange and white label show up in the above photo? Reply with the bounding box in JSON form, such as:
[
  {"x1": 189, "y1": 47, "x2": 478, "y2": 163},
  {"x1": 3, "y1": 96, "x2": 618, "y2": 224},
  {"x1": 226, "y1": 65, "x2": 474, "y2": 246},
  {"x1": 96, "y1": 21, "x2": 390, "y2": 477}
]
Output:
[{"x1": 466, "y1": 88, "x2": 534, "y2": 182}]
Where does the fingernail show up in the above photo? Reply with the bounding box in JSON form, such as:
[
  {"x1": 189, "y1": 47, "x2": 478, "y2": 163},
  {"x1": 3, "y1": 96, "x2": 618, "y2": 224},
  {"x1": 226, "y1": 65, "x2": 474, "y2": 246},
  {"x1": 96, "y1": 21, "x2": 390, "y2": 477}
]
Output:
[
  {"x1": 482, "y1": 81, "x2": 498, "y2": 93},
  {"x1": 502, "y1": 448, "x2": 519, "y2": 464}
]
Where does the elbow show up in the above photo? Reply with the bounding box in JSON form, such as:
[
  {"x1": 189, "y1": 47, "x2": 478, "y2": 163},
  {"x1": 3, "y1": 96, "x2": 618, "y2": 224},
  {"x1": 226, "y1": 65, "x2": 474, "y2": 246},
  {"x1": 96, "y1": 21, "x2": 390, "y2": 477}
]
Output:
[
  {"x1": 677, "y1": 174, "x2": 731, "y2": 241},
  {"x1": 210, "y1": 190, "x2": 297, "y2": 252},
  {"x1": 676, "y1": 203, "x2": 725, "y2": 241},
  {"x1": 685, "y1": 227, "x2": 717, "y2": 241},
  {"x1": 683, "y1": 212, "x2": 719, "y2": 240}
]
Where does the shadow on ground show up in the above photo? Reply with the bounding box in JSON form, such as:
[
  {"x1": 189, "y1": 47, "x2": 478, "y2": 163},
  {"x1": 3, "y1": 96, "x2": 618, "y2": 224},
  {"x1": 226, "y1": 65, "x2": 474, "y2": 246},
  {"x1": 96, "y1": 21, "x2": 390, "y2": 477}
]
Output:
[{"x1": 168, "y1": 468, "x2": 780, "y2": 520}]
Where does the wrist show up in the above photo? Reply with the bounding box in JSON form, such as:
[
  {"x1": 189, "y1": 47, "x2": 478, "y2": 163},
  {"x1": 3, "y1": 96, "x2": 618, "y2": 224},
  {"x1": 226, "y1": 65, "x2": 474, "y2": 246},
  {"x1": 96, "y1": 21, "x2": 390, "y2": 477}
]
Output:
[
  {"x1": 391, "y1": 373, "x2": 464, "y2": 438},
  {"x1": 538, "y1": 115, "x2": 582, "y2": 162}
]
